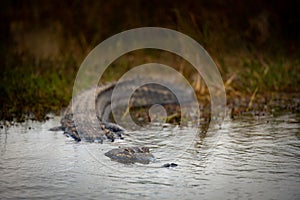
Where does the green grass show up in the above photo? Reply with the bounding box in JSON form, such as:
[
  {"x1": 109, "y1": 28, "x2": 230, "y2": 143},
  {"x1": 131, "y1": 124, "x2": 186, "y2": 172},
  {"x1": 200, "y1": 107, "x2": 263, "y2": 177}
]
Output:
[
  {"x1": 1, "y1": 60, "x2": 77, "y2": 121},
  {"x1": 1, "y1": 1, "x2": 299, "y2": 121},
  {"x1": 1, "y1": 49, "x2": 299, "y2": 122},
  {"x1": 230, "y1": 58, "x2": 300, "y2": 94}
]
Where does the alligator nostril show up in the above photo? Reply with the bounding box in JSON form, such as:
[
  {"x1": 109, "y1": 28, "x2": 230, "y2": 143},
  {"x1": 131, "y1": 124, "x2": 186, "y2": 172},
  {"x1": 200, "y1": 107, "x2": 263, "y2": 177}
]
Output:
[{"x1": 162, "y1": 163, "x2": 178, "y2": 168}]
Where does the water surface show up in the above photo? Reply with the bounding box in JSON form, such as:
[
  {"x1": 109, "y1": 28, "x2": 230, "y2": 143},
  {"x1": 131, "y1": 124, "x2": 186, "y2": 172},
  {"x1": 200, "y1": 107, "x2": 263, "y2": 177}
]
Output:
[{"x1": 1, "y1": 113, "x2": 300, "y2": 199}]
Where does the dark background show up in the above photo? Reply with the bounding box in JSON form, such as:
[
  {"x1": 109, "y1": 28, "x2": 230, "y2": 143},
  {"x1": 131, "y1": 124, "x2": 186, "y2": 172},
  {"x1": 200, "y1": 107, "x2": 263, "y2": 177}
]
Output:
[
  {"x1": 0, "y1": 0, "x2": 299, "y2": 120},
  {"x1": 1, "y1": 0, "x2": 299, "y2": 64}
]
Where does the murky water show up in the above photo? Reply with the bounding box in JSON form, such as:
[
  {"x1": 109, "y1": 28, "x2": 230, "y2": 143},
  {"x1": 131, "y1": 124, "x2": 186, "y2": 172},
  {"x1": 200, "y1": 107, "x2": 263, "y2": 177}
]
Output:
[{"x1": 1, "y1": 113, "x2": 300, "y2": 200}]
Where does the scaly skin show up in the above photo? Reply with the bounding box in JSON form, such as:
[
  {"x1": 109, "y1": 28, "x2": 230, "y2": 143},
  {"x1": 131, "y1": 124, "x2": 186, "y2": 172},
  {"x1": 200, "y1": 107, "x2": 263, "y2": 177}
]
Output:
[
  {"x1": 104, "y1": 146, "x2": 155, "y2": 164},
  {"x1": 57, "y1": 79, "x2": 193, "y2": 165}
]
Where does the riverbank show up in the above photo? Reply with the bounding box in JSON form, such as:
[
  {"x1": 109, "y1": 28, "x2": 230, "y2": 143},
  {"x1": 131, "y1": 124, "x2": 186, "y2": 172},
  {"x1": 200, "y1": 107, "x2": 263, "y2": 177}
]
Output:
[{"x1": 1, "y1": 1, "x2": 299, "y2": 121}]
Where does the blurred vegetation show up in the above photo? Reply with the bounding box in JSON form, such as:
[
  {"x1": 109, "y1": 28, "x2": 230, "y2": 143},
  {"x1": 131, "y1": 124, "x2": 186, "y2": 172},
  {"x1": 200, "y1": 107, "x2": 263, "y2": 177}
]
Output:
[{"x1": 0, "y1": 0, "x2": 299, "y2": 121}]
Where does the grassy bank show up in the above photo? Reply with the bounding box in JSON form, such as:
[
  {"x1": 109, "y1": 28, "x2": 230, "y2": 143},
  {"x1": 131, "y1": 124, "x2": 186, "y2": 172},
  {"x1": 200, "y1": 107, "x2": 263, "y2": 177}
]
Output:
[
  {"x1": 1, "y1": 60, "x2": 77, "y2": 121},
  {"x1": 1, "y1": 1, "x2": 299, "y2": 121}
]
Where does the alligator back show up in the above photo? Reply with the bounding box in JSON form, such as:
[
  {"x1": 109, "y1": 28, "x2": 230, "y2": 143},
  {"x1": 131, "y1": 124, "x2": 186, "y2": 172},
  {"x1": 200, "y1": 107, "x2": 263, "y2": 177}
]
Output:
[{"x1": 61, "y1": 79, "x2": 195, "y2": 143}]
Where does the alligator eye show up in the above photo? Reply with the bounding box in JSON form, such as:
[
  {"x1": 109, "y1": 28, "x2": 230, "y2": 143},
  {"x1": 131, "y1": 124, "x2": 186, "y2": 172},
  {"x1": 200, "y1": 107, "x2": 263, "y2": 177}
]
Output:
[{"x1": 124, "y1": 148, "x2": 134, "y2": 154}]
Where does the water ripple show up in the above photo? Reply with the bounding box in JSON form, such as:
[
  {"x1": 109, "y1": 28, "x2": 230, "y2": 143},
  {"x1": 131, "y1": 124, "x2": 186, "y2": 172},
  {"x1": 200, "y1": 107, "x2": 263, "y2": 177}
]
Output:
[{"x1": 0, "y1": 114, "x2": 300, "y2": 199}]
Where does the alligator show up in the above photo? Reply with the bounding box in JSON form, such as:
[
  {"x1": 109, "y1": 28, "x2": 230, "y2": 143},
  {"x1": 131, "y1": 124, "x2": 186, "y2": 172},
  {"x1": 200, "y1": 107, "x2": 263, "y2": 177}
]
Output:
[{"x1": 52, "y1": 79, "x2": 194, "y2": 167}]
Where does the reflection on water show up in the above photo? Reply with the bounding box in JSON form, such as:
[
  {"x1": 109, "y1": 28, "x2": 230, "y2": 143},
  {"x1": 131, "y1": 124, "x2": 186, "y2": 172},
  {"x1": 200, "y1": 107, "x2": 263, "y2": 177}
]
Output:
[{"x1": 0, "y1": 114, "x2": 300, "y2": 199}]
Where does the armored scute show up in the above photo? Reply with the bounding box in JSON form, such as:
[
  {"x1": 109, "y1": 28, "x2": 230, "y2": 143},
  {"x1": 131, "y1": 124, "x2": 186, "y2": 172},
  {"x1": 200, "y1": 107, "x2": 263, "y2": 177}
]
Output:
[{"x1": 55, "y1": 79, "x2": 193, "y2": 166}]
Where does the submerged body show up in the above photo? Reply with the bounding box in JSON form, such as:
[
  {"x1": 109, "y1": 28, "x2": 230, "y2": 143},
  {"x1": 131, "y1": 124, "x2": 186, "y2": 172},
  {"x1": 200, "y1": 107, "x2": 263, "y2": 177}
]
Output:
[
  {"x1": 104, "y1": 146, "x2": 178, "y2": 167},
  {"x1": 104, "y1": 146, "x2": 155, "y2": 164}
]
